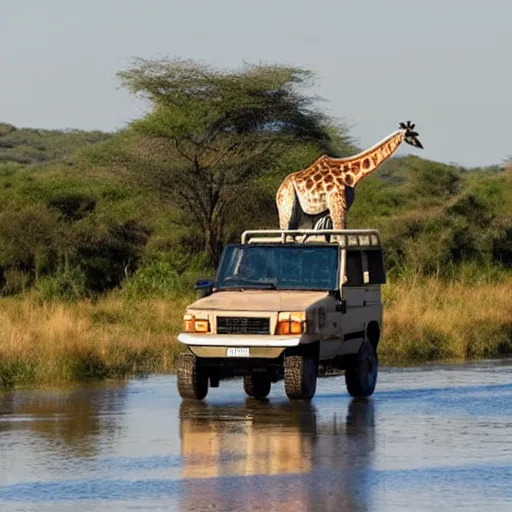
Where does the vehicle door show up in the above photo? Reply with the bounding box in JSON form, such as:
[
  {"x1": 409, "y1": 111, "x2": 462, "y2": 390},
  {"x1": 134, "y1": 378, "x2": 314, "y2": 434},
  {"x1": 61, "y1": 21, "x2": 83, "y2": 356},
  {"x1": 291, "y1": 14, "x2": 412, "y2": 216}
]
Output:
[
  {"x1": 339, "y1": 247, "x2": 386, "y2": 354},
  {"x1": 338, "y1": 248, "x2": 367, "y2": 354},
  {"x1": 309, "y1": 245, "x2": 343, "y2": 360},
  {"x1": 361, "y1": 248, "x2": 385, "y2": 330}
]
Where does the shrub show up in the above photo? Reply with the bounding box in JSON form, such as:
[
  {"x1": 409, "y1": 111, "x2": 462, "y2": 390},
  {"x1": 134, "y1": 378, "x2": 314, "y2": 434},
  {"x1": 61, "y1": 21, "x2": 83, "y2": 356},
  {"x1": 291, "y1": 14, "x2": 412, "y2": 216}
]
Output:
[
  {"x1": 48, "y1": 192, "x2": 96, "y2": 221},
  {"x1": 122, "y1": 250, "x2": 212, "y2": 300},
  {"x1": 1, "y1": 268, "x2": 31, "y2": 295},
  {"x1": 36, "y1": 268, "x2": 88, "y2": 302}
]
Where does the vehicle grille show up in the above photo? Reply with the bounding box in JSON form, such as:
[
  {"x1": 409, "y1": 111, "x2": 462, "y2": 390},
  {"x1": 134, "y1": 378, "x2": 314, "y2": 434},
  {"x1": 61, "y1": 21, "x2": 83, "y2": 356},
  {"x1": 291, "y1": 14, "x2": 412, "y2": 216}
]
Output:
[{"x1": 217, "y1": 317, "x2": 270, "y2": 335}]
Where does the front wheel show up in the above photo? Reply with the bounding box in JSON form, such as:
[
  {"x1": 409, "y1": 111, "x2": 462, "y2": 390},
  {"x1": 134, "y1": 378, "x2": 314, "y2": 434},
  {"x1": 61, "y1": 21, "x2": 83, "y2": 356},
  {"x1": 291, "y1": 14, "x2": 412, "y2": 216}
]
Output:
[
  {"x1": 284, "y1": 352, "x2": 318, "y2": 400},
  {"x1": 177, "y1": 352, "x2": 208, "y2": 400},
  {"x1": 345, "y1": 342, "x2": 378, "y2": 398},
  {"x1": 244, "y1": 373, "x2": 271, "y2": 399}
]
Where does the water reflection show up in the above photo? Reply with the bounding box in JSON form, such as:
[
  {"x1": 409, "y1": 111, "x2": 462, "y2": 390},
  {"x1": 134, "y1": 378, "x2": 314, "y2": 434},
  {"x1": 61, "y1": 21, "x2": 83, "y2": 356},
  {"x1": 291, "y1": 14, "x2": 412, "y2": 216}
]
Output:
[
  {"x1": 0, "y1": 383, "x2": 127, "y2": 458},
  {"x1": 179, "y1": 398, "x2": 376, "y2": 511}
]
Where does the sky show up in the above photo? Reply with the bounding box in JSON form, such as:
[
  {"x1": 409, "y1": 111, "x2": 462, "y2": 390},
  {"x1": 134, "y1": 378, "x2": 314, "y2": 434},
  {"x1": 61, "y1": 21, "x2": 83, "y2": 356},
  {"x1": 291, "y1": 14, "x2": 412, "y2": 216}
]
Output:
[{"x1": 1, "y1": 0, "x2": 510, "y2": 167}]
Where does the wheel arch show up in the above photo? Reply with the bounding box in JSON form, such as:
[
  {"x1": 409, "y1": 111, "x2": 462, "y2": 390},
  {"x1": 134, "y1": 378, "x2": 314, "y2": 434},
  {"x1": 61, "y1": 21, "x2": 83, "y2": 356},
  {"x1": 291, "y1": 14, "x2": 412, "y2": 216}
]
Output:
[{"x1": 286, "y1": 340, "x2": 320, "y2": 360}]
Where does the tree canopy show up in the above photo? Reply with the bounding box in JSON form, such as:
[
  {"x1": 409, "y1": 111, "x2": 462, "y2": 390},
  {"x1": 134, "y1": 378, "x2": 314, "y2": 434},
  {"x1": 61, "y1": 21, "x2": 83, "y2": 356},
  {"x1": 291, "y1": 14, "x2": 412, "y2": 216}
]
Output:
[{"x1": 116, "y1": 58, "x2": 355, "y2": 264}]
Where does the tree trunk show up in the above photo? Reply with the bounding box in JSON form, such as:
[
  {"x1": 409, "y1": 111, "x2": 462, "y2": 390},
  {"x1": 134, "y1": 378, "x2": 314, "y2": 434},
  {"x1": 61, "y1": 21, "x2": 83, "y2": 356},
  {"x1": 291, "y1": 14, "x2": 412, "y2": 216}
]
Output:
[{"x1": 204, "y1": 224, "x2": 223, "y2": 268}]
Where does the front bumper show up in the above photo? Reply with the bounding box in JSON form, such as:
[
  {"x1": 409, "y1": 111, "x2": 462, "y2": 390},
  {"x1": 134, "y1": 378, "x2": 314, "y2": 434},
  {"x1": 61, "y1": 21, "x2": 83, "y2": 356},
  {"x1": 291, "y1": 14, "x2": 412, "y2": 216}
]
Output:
[{"x1": 177, "y1": 333, "x2": 302, "y2": 347}]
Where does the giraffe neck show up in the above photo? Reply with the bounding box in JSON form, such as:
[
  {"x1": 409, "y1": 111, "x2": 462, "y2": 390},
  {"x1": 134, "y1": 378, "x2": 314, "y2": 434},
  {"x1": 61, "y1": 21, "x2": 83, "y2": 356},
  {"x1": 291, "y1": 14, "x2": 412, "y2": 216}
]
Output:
[{"x1": 325, "y1": 129, "x2": 406, "y2": 187}]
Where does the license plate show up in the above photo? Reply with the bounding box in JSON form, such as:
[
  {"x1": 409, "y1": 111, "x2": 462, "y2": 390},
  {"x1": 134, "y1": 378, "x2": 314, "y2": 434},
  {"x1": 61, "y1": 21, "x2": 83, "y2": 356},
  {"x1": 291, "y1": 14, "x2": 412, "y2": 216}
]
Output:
[{"x1": 226, "y1": 347, "x2": 250, "y2": 357}]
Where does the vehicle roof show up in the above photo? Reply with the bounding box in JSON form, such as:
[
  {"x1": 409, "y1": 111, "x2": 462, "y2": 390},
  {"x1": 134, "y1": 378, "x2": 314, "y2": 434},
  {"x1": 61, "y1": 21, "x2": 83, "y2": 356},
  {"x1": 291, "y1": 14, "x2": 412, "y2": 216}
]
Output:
[{"x1": 240, "y1": 229, "x2": 382, "y2": 249}]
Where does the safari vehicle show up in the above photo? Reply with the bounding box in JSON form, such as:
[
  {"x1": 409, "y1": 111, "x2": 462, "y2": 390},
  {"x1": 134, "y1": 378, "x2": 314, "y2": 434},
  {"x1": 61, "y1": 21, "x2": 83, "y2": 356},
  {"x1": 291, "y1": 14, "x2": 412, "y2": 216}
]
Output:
[{"x1": 176, "y1": 228, "x2": 385, "y2": 401}]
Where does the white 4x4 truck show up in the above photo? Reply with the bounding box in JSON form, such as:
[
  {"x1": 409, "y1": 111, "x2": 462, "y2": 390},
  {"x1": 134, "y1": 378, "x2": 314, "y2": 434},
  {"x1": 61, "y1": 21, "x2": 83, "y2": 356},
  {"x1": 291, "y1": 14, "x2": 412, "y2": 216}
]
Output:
[{"x1": 176, "y1": 229, "x2": 385, "y2": 401}]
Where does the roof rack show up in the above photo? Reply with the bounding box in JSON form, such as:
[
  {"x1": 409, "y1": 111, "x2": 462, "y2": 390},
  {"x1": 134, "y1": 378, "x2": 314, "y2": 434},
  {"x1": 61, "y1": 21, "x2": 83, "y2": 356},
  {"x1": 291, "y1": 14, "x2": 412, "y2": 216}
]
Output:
[{"x1": 241, "y1": 229, "x2": 382, "y2": 248}]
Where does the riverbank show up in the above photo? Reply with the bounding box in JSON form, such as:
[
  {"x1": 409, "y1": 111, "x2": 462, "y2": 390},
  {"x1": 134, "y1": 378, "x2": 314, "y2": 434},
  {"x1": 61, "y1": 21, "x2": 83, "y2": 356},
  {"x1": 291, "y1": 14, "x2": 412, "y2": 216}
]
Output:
[{"x1": 1, "y1": 276, "x2": 511, "y2": 388}]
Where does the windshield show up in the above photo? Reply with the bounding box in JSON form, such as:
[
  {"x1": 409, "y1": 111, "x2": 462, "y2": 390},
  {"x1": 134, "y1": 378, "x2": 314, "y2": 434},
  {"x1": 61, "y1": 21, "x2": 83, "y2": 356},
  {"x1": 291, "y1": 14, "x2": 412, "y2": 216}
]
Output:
[{"x1": 215, "y1": 244, "x2": 339, "y2": 290}]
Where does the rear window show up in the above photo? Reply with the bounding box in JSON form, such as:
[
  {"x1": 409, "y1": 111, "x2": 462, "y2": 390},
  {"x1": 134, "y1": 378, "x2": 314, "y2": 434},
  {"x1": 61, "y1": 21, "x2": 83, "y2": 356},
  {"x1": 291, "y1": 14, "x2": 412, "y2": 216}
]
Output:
[{"x1": 344, "y1": 249, "x2": 386, "y2": 286}]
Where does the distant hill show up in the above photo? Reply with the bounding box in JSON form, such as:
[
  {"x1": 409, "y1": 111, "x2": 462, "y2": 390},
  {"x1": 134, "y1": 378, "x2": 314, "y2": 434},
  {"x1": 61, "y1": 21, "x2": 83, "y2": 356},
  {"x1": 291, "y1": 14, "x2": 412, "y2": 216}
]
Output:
[{"x1": 0, "y1": 122, "x2": 111, "y2": 165}]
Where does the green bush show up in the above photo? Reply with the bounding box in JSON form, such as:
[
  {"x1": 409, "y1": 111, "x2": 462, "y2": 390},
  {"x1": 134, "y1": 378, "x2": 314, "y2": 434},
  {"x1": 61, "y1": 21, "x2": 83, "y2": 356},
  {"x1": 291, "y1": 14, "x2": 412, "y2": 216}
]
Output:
[
  {"x1": 122, "y1": 250, "x2": 212, "y2": 300},
  {"x1": 36, "y1": 268, "x2": 88, "y2": 302},
  {"x1": 48, "y1": 192, "x2": 96, "y2": 221}
]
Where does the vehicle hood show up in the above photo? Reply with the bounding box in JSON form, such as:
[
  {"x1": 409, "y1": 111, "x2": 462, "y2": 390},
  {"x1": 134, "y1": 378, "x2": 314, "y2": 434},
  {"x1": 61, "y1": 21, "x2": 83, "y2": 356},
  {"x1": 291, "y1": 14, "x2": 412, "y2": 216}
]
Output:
[{"x1": 187, "y1": 289, "x2": 329, "y2": 312}]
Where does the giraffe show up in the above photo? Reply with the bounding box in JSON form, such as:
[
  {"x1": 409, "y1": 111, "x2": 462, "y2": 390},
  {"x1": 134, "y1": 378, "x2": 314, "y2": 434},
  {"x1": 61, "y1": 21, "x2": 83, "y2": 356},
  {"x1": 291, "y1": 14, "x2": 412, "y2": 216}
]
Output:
[{"x1": 276, "y1": 121, "x2": 423, "y2": 230}]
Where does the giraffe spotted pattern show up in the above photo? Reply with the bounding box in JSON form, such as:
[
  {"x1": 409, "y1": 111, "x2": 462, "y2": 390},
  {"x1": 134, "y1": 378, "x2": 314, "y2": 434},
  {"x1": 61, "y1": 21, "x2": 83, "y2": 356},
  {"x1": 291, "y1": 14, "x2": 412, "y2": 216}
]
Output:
[{"x1": 276, "y1": 122, "x2": 423, "y2": 230}]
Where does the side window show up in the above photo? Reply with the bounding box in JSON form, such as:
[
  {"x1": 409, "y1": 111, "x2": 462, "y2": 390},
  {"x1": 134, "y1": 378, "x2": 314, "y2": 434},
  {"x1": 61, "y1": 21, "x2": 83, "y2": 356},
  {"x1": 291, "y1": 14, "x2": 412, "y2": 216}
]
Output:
[
  {"x1": 364, "y1": 249, "x2": 386, "y2": 284},
  {"x1": 344, "y1": 250, "x2": 364, "y2": 286}
]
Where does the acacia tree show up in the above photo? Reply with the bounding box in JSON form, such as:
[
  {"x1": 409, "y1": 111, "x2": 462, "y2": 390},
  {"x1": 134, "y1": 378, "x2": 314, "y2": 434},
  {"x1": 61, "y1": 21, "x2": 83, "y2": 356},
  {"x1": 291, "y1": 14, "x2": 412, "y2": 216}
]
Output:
[{"x1": 117, "y1": 58, "x2": 353, "y2": 265}]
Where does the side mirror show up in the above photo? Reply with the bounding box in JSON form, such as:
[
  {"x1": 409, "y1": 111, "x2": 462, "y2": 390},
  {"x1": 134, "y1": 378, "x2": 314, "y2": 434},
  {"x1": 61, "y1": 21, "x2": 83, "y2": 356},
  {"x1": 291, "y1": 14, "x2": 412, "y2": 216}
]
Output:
[
  {"x1": 336, "y1": 298, "x2": 347, "y2": 314},
  {"x1": 331, "y1": 289, "x2": 347, "y2": 313},
  {"x1": 195, "y1": 279, "x2": 214, "y2": 298}
]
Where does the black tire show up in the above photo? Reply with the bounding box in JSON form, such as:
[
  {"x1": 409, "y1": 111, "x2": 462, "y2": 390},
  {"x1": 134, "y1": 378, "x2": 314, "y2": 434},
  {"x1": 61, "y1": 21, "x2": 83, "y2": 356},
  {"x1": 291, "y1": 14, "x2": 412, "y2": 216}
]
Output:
[
  {"x1": 284, "y1": 352, "x2": 318, "y2": 400},
  {"x1": 177, "y1": 352, "x2": 208, "y2": 400},
  {"x1": 345, "y1": 342, "x2": 378, "y2": 398},
  {"x1": 243, "y1": 373, "x2": 271, "y2": 399}
]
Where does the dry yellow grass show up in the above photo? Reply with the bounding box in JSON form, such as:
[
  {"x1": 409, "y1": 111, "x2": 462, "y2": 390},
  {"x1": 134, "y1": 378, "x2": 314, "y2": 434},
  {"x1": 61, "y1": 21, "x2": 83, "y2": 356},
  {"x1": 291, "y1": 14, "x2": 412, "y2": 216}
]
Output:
[
  {"x1": 1, "y1": 276, "x2": 511, "y2": 388},
  {"x1": 0, "y1": 294, "x2": 192, "y2": 388},
  {"x1": 380, "y1": 276, "x2": 512, "y2": 364}
]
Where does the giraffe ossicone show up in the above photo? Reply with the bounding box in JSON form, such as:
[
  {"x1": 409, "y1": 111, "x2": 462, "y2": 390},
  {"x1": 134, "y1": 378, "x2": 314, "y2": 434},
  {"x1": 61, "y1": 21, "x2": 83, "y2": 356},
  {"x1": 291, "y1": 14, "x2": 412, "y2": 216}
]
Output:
[{"x1": 276, "y1": 121, "x2": 423, "y2": 230}]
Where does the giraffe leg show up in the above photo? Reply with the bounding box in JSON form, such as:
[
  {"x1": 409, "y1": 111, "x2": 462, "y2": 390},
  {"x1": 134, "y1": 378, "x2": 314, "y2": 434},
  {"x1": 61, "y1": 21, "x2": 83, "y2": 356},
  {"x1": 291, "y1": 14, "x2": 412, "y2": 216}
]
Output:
[
  {"x1": 326, "y1": 192, "x2": 347, "y2": 230},
  {"x1": 276, "y1": 178, "x2": 300, "y2": 230}
]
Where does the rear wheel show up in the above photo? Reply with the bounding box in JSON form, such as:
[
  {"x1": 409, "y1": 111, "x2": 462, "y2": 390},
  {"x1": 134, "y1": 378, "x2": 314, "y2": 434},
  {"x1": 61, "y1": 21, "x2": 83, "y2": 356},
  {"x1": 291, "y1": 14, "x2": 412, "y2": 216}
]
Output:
[
  {"x1": 177, "y1": 352, "x2": 208, "y2": 400},
  {"x1": 284, "y1": 352, "x2": 318, "y2": 400},
  {"x1": 243, "y1": 373, "x2": 271, "y2": 399},
  {"x1": 345, "y1": 342, "x2": 378, "y2": 398}
]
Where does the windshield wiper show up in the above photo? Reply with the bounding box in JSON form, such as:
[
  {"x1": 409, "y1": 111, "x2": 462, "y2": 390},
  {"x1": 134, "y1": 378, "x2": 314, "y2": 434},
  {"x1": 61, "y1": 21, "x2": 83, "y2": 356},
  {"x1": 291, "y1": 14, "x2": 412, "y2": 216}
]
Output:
[{"x1": 219, "y1": 278, "x2": 278, "y2": 290}]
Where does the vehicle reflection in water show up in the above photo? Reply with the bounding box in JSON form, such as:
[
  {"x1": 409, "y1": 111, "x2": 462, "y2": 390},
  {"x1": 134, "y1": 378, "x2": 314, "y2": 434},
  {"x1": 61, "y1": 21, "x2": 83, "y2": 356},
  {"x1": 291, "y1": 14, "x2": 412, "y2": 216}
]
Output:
[
  {"x1": 0, "y1": 383, "x2": 127, "y2": 459},
  {"x1": 179, "y1": 397, "x2": 376, "y2": 511}
]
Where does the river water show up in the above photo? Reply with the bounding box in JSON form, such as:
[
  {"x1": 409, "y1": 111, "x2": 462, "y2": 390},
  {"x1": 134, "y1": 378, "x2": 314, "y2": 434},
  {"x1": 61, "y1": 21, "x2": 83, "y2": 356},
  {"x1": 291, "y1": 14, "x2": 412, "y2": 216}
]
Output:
[{"x1": 1, "y1": 360, "x2": 512, "y2": 511}]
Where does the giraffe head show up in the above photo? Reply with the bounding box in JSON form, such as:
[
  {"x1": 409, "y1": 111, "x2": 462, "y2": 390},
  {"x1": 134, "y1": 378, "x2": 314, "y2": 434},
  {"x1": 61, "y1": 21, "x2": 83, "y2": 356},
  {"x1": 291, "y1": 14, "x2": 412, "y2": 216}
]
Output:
[{"x1": 399, "y1": 121, "x2": 423, "y2": 149}]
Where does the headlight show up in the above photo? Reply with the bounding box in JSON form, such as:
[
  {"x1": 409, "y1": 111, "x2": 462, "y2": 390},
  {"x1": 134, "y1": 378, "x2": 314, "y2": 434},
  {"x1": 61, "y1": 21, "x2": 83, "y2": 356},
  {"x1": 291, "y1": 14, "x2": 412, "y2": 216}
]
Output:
[
  {"x1": 183, "y1": 314, "x2": 210, "y2": 333},
  {"x1": 276, "y1": 311, "x2": 307, "y2": 335}
]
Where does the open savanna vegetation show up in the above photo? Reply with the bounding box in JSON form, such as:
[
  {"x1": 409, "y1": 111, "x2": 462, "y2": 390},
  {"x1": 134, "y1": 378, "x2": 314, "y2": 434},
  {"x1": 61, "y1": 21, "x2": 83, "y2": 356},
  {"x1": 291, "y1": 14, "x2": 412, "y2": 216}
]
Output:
[
  {"x1": 0, "y1": 294, "x2": 189, "y2": 388},
  {"x1": 1, "y1": 57, "x2": 511, "y2": 388},
  {"x1": 381, "y1": 276, "x2": 512, "y2": 364},
  {"x1": 2, "y1": 275, "x2": 511, "y2": 388}
]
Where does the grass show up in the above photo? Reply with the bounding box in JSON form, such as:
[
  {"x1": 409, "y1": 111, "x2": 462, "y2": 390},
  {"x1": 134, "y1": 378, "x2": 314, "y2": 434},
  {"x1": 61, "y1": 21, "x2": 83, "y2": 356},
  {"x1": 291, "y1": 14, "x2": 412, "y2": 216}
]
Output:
[
  {"x1": 0, "y1": 293, "x2": 192, "y2": 389},
  {"x1": 1, "y1": 276, "x2": 511, "y2": 389},
  {"x1": 380, "y1": 275, "x2": 512, "y2": 364}
]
